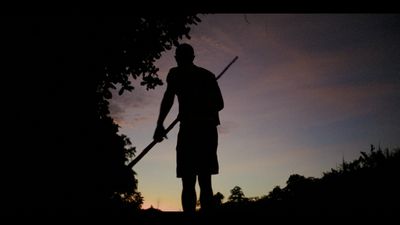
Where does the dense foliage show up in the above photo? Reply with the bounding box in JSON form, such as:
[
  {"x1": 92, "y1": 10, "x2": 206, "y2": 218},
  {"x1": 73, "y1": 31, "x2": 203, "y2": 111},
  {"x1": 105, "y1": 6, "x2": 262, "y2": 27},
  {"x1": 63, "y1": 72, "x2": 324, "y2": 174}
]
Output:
[{"x1": 1, "y1": 15, "x2": 201, "y2": 217}]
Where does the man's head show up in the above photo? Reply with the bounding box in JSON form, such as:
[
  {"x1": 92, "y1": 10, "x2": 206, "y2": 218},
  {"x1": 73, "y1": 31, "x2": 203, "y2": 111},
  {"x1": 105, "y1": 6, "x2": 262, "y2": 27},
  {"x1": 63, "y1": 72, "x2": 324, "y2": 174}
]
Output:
[{"x1": 175, "y1": 43, "x2": 195, "y2": 66}]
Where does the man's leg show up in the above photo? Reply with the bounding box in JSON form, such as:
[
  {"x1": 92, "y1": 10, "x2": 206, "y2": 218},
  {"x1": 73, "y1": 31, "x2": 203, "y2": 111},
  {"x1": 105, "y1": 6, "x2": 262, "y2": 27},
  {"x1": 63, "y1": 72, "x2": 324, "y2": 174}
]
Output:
[
  {"x1": 181, "y1": 175, "x2": 197, "y2": 213},
  {"x1": 198, "y1": 174, "x2": 214, "y2": 212}
]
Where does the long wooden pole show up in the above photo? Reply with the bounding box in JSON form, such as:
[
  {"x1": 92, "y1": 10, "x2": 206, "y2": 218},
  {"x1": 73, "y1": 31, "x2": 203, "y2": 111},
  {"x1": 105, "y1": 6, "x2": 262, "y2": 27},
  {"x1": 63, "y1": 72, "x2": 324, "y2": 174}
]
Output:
[{"x1": 128, "y1": 56, "x2": 238, "y2": 168}]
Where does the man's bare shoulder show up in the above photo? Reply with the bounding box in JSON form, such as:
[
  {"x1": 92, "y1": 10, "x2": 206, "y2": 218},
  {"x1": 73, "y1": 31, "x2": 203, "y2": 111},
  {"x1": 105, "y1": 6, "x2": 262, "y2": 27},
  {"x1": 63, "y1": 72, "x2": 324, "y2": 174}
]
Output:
[
  {"x1": 195, "y1": 66, "x2": 216, "y2": 79},
  {"x1": 167, "y1": 67, "x2": 179, "y2": 74},
  {"x1": 166, "y1": 67, "x2": 179, "y2": 82},
  {"x1": 169, "y1": 66, "x2": 179, "y2": 72}
]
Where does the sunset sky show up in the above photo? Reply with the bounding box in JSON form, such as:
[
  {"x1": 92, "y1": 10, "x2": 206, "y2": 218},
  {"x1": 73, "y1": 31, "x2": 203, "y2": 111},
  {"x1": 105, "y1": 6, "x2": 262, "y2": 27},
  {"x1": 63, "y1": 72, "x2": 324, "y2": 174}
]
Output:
[{"x1": 110, "y1": 14, "x2": 400, "y2": 211}]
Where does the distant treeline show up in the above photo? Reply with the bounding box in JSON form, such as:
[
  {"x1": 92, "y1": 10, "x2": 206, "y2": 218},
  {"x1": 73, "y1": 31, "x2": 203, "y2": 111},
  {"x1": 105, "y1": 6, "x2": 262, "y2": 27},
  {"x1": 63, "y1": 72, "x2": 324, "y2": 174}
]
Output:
[{"x1": 218, "y1": 145, "x2": 400, "y2": 217}]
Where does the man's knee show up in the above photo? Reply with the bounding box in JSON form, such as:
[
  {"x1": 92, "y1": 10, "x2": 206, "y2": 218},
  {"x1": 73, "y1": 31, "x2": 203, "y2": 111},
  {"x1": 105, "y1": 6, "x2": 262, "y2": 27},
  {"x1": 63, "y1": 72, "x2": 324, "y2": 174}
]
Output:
[
  {"x1": 182, "y1": 175, "x2": 196, "y2": 190},
  {"x1": 198, "y1": 174, "x2": 212, "y2": 190}
]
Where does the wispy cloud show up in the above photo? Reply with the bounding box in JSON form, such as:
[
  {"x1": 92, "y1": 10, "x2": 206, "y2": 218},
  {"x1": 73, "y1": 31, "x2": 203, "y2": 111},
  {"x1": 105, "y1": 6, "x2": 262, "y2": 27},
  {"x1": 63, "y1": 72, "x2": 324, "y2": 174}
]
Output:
[
  {"x1": 232, "y1": 28, "x2": 399, "y2": 128},
  {"x1": 109, "y1": 78, "x2": 162, "y2": 128},
  {"x1": 113, "y1": 114, "x2": 152, "y2": 129}
]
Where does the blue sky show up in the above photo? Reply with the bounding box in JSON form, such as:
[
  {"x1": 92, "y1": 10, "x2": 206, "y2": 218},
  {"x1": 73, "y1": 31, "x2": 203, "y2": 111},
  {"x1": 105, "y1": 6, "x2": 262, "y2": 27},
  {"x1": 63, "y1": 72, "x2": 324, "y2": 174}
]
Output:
[{"x1": 110, "y1": 14, "x2": 400, "y2": 211}]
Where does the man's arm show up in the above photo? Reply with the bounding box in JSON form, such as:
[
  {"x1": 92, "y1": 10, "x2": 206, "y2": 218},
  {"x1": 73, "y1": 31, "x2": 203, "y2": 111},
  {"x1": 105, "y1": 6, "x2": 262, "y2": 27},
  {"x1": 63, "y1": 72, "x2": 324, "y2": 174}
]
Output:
[
  {"x1": 214, "y1": 80, "x2": 224, "y2": 112},
  {"x1": 153, "y1": 84, "x2": 175, "y2": 142},
  {"x1": 157, "y1": 85, "x2": 175, "y2": 125}
]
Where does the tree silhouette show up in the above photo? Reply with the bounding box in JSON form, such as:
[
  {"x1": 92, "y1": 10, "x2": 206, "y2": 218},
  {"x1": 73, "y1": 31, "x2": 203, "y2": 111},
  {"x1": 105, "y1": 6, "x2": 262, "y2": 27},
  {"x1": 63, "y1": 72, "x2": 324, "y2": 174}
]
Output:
[
  {"x1": 214, "y1": 192, "x2": 225, "y2": 207},
  {"x1": 215, "y1": 145, "x2": 399, "y2": 218},
  {"x1": 228, "y1": 186, "x2": 247, "y2": 203},
  {"x1": 1, "y1": 15, "x2": 201, "y2": 217}
]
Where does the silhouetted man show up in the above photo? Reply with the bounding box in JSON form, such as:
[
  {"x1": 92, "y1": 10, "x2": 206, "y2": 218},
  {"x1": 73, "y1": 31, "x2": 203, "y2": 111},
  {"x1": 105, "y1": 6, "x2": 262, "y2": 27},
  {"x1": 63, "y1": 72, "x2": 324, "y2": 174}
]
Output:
[{"x1": 154, "y1": 43, "x2": 224, "y2": 214}]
